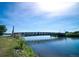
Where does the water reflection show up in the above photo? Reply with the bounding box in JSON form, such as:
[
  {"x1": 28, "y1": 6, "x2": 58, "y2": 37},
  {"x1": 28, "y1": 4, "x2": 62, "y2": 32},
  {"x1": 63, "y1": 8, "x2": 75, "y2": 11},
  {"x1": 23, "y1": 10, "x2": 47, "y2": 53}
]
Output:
[
  {"x1": 25, "y1": 36, "x2": 79, "y2": 57},
  {"x1": 26, "y1": 37, "x2": 65, "y2": 44}
]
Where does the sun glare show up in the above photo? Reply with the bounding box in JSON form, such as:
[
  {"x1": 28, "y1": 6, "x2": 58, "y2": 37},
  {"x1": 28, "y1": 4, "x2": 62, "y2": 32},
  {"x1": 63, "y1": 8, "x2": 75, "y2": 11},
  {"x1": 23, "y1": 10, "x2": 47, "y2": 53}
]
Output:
[{"x1": 36, "y1": 2, "x2": 74, "y2": 13}]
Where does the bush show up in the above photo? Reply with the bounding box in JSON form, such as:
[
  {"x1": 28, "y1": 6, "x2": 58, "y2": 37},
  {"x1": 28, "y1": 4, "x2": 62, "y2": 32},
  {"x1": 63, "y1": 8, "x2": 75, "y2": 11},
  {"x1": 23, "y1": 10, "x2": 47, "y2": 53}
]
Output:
[{"x1": 0, "y1": 25, "x2": 7, "y2": 35}]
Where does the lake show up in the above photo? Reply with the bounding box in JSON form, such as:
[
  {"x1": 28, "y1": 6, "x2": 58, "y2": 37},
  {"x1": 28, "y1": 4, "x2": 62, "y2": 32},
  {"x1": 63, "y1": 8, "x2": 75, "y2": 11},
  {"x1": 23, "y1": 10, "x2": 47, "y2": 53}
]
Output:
[{"x1": 25, "y1": 36, "x2": 79, "y2": 57}]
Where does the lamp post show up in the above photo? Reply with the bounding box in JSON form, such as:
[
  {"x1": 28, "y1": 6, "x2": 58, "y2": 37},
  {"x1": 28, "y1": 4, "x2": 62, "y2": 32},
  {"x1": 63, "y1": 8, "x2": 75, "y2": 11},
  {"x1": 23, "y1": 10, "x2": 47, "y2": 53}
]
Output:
[{"x1": 12, "y1": 26, "x2": 14, "y2": 37}]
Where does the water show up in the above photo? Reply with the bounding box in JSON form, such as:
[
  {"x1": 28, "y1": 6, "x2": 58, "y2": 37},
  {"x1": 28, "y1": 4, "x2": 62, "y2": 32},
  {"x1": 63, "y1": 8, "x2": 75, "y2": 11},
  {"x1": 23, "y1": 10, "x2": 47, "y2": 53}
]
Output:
[{"x1": 25, "y1": 36, "x2": 79, "y2": 57}]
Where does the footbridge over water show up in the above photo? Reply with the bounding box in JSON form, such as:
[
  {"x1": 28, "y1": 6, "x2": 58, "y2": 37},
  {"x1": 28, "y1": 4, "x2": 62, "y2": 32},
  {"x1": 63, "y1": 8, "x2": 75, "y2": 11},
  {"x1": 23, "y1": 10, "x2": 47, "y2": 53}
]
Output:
[{"x1": 13, "y1": 32, "x2": 65, "y2": 37}]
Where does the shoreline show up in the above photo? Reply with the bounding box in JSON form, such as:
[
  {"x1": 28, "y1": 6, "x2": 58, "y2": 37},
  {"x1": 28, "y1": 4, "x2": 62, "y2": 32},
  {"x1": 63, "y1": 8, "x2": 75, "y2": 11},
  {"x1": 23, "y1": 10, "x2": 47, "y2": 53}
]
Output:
[{"x1": 0, "y1": 36, "x2": 36, "y2": 57}]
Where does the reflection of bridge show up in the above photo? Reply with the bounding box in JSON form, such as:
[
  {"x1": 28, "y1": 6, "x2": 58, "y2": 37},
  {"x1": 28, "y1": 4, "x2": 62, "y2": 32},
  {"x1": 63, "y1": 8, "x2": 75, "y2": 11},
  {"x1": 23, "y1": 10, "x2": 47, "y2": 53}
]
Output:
[{"x1": 11, "y1": 32, "x2": 65, "y2": 37}]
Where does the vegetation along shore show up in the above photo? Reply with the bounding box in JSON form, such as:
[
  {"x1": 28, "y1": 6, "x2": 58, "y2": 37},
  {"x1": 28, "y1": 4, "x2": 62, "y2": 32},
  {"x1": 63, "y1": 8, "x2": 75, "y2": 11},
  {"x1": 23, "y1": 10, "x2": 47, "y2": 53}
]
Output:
[{"x1": 0, "y1": 25, "x2": 36, "y2": 57}]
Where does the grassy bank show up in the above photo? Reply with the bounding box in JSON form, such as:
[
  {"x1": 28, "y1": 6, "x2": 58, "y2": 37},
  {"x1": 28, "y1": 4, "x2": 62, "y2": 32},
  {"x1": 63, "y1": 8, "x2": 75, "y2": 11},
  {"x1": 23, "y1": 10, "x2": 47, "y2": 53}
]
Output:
[{"x1": 0, "y1": 36, "x2": 36, "y2": 57}]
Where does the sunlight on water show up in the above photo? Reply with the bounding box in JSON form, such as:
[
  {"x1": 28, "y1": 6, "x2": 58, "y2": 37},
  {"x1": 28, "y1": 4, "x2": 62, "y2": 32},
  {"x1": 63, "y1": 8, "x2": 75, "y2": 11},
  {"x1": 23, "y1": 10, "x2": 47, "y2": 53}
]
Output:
[{"x1": 25, "y1": 36, "x2": 51, "y2": 41}]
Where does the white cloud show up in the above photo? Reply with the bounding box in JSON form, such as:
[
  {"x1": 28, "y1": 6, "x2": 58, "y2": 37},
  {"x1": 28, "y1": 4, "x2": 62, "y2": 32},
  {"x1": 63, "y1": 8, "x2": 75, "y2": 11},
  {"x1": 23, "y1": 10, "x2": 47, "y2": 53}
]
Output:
[{"x1": 4, "y1": 2, "x2": 79, "y2": 32}]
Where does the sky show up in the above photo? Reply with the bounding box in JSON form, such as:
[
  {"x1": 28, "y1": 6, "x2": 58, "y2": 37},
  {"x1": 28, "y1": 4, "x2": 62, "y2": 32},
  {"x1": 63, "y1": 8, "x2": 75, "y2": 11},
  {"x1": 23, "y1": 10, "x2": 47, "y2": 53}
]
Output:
[{"x1": 0, "y1": 2, "x2": 79, "y2": 33}]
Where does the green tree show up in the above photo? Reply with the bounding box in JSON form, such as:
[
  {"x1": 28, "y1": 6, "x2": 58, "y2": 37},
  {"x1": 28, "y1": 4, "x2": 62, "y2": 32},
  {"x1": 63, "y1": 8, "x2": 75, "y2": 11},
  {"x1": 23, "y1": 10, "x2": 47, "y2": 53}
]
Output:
[{"x1": 0, "y1": 25, "x2": 7, "y2": 35}]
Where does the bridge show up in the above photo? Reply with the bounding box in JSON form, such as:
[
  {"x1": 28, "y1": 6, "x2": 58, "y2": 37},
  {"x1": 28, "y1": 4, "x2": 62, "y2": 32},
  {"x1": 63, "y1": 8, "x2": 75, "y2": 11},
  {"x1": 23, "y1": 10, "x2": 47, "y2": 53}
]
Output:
[
  {"x1": 9, "y1": 32, "x2": 65, "y2": 37},
  {"x1": 4, "y1": 32, "x2": 65, "y2": 42},
  {"x1": 4, "y1": 26, "x2": 65, "y2": 37}
]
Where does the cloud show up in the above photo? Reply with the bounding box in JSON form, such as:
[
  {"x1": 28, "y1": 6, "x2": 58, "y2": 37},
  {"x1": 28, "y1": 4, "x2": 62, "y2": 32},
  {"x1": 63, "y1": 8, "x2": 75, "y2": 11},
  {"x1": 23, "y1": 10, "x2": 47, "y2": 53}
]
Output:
[{"x1": 0, "y1": 2, "x2": 79, "y2": 32}]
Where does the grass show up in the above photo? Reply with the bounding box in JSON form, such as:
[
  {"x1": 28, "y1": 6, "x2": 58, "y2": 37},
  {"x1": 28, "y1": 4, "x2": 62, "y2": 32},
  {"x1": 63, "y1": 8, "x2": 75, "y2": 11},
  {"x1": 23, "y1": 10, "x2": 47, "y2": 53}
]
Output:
[{"x1": 0, "y1": 36, "x2": 36, "y2": 57}]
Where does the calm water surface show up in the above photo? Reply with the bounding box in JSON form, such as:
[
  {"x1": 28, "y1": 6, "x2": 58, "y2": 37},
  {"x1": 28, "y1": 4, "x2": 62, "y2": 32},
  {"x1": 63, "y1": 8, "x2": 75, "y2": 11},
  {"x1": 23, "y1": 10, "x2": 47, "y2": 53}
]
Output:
[{"x1": 25, "y1": 36, "x2": 79, "y2": 57}]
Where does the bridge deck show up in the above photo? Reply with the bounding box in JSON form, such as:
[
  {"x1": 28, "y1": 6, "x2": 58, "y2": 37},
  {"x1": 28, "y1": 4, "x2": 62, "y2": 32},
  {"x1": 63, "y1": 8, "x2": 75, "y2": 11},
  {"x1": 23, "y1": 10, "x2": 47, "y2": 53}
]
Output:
[{"x1": 5, "y1": 32, "x2": 65, "y2": 37}]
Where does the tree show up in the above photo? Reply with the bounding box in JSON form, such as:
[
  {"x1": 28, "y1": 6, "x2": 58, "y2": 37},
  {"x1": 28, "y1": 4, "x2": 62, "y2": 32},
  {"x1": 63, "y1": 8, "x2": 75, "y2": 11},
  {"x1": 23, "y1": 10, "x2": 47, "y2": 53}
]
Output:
[{"x1": 0, "y1": 25, "x2": 7, "y2": 35}]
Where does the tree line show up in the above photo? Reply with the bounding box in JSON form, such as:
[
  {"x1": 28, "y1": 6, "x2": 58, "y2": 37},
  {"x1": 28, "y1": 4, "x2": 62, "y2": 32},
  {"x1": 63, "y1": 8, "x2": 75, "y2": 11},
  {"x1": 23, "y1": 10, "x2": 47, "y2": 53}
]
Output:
[
  {"x1": 0, "y1": 25, "x2": 7, "y2": 35},
  {"x1": 0, "y1": 24, "x2": 79, "y2": 37}
]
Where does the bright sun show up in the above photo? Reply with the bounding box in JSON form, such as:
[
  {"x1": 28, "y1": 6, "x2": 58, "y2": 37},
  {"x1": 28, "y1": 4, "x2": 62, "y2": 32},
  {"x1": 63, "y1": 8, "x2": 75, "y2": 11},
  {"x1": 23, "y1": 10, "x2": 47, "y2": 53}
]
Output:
[{"x1": 36, "y1": 2, "x2": 74, "y2": 13}]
